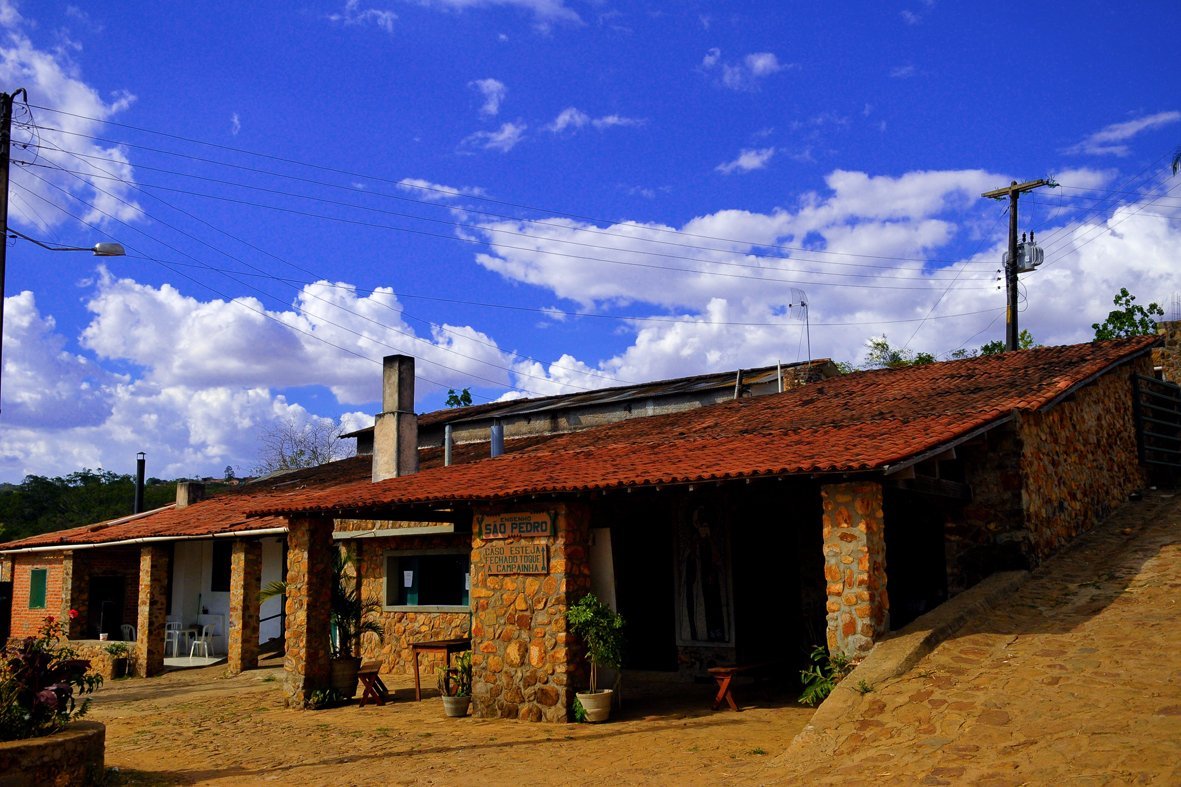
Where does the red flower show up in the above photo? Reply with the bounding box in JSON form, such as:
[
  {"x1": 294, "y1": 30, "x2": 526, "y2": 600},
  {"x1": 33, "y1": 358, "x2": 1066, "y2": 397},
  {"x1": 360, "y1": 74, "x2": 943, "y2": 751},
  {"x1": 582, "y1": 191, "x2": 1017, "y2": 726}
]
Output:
[
  {"x1": 68, "y1": 609, "x2": 79, "y2": 620},
  {"x1": 44, "y1": 615, "x2": 55, "y2": 624}
]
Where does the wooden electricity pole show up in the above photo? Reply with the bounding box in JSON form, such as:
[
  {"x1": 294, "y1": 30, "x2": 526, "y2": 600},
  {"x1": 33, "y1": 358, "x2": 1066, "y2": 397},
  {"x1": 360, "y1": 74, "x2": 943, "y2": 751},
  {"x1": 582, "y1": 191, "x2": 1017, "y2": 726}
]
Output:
[
  {"x1": 0, "y1": 90, "x2": 24, "y2": 412},
  {"x1": 981, "y1": 178, "x2": 1055, "y2": 351}
]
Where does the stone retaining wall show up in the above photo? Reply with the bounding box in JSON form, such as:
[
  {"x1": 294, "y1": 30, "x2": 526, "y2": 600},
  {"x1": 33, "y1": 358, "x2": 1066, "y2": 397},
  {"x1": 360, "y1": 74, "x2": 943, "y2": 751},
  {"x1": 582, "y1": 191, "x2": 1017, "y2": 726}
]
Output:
[{"x1": 0, "y1": 721, "x2": 105, "y2": 786}]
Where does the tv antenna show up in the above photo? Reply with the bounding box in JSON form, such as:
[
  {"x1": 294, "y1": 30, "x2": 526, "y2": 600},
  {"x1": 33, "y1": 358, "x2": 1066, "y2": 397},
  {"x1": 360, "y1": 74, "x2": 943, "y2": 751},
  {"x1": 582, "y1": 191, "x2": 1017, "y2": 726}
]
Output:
[{"x1": 788, "y1": 288, "x2": 811, "y2": 366}]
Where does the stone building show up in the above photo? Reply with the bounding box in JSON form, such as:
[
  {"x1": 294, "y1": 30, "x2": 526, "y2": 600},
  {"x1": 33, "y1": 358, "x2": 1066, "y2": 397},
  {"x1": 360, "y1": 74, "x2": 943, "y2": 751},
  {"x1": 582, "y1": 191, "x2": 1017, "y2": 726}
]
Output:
[
  {"x1": 1, "y1": 359, "x2": 829, "y2": 678},
  {"x1": 254, "y1": 336, "x2": 1166, "y2": 722}
]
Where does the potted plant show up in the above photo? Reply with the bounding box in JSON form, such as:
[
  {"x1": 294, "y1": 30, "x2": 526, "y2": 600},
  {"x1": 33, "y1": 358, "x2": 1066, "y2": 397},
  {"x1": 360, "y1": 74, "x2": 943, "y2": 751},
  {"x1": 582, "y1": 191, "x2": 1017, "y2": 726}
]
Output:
[
  {"x1": 565, "y1": 592, "x2": 625, "y2": 723},
  {"x1": 262, "y1": 549, "x2": 383, "y2": 701},
  {"x1": 104, "y1": 641, "x2": 131, "y2": 679},
  {"x1": 437, "y1": 651, "x2": 473, "y2": 717}
]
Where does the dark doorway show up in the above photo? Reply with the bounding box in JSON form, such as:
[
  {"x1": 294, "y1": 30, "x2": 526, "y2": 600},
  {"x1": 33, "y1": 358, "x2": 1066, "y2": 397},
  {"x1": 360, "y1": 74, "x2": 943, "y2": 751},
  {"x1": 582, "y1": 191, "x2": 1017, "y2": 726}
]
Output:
[
  {"x1": 884, "y1": 488, "x2": 950, "y2": 630},
  {"x1": 0, "y1": 581, "x2": 12, "y2": 641},
  {"x1": 607, "y1": 497, "x2": 678, "y2": 671},
  {"x1": 88, "y1": 576, "x2": 126, "y2": 639}
]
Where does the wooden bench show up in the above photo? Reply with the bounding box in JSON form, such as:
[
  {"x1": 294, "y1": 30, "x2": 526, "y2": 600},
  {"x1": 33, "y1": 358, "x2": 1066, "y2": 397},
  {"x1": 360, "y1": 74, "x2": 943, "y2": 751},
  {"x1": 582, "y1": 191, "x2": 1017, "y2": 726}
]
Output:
[
  {"x1": 708, "y1": 661, "x2": 777, "y2": 711},
  {"x1": 358, "y1": 661, "x2": 390, "y2": 707}
]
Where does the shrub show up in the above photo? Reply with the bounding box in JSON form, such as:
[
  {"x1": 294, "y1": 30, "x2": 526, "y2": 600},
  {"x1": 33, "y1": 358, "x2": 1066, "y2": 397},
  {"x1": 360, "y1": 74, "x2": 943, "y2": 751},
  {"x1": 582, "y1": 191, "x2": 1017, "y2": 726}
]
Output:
[
  {"x1": 437, "y1": 651, "x2": 472, "y2": 698},
  {"x1": 798, "y1": 645, "x2": 851, "y2": 707},
  {"x1": 0, "y1": 613, "x2": 103, "y2": 740}
]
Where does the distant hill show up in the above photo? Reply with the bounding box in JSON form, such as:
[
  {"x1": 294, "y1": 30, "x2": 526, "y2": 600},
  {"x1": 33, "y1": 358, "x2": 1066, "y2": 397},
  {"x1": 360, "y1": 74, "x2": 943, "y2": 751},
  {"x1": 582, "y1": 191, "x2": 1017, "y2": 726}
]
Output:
[{"x1": 0, "y1": 470, "x2": 181, "y2": 545}]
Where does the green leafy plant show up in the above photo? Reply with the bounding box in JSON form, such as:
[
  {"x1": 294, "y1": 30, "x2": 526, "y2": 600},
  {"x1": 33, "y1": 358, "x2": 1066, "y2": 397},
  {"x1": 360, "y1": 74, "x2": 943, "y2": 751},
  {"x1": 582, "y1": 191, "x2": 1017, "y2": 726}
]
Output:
[
  {"x1": 437, "y1": 651, "x2": 473, "y2": 697},
  {"x1": 307, "y1": 688, "x2": 346, "y2": 709},
  {"x1": 565, "y1": 593, "x2": 625, "y2": 694},
  {"x1": 261, "y1": 549, "x2": 383, "y2": 659},
  {"x1": 0, "y1": 614, "x2": 103, "y2": 740},
  {"x1": 798, "y1": 645, "x2": 851, "y2": 707},
  {"x1": 572, "y1": 696, "x2": 587, "y2": 723},
  {"x1": 1093, "y1": 288, "x2": 1164, "y2": 340},
  {"x1": 104, "y1": 642, "x2": 130, "y2": 659},
  {"x1": 855, "y1": 679, "x2": 874, "y2": 695},
  {"x1": 445, "y1": 388, "x2": 473, "y2": 408}
]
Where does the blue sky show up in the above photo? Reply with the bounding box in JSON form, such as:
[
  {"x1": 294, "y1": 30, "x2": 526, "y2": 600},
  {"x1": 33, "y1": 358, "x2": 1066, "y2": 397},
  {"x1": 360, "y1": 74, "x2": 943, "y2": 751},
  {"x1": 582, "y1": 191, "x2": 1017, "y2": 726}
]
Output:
[{"x1": 1, "y1": 0, "x2": 1179, "y2": 482}]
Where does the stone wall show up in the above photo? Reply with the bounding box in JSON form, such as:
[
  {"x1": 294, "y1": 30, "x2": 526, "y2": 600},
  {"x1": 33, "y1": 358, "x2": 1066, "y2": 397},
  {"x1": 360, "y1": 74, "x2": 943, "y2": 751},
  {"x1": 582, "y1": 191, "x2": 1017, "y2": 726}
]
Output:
[
  {"x1": 469, "y1": 501, "x2": 591, "y2": 723},
  {"x1": 1019, "y1": 359, "x2": 1150, "y2": 560},
  {"x1": 0, "y1": 720, "x2": 105, "y2": 787},
  {"x1": 355, "y1": 533, "x2": 471, "y2": 676},
  {"x1": 1153, "y1": 320, "x2": 1181, "y2": 383},
  {"x1": 71, "y1": 640, "x2": 140, "y2": 680},
  {"x1": 943, "y1": 423, "x2": 1027, "y2": 595},
  {"x1": 821, "y1": 482, "x2": 888, "y2": 660}
]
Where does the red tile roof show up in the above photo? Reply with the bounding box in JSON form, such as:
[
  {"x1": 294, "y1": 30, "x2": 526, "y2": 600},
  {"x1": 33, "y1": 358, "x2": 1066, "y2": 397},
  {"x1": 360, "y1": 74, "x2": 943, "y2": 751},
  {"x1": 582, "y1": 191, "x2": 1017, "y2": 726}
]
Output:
[
  {"x1": 0, "y1": 434, "x2": 550, "y2": 551},
  {"x1": 250, "y1": 337, "x2": 1156, "y2": 517}
]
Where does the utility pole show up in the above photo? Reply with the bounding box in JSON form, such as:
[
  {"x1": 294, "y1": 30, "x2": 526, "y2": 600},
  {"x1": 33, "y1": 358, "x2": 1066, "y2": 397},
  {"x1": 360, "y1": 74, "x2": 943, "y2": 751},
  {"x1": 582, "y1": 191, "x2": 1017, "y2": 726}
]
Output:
[
  {"x1": 0, "y1": 90, "x2": 21, "y2": 411},
  {"x1": 981, "y1": 178, "x2": 1055, "y2": 351}
]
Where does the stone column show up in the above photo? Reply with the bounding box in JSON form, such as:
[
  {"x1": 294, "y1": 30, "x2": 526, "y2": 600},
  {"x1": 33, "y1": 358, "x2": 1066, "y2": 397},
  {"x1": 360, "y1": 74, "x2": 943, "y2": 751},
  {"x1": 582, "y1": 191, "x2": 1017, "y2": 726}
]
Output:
[
  {"x1": 821, "y1": 481, "x2": 889, "y2": 660},
  {"x1": 283, "y1": 516, "x2": 334, "y2": 707},
  {"x1": 227, "y1": 540, "x2": 263, "y2": 676},
  {"x1": 59, "y1": 551, "x2": 79, "y2": 638},
  {"x1": 135, "y1": 545, "x2": 170, "y2": 677},
  {"x1": 469, "y1": 501, "x2": 592, "y2": 723}
]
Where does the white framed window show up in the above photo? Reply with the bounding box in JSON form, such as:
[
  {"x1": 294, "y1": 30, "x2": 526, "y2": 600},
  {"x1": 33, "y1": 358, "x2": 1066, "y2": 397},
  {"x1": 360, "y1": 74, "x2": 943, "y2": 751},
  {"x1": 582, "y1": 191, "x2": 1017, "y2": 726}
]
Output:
[{"x1": 383, "y1": 549, "x2": 470, "y2": 611}]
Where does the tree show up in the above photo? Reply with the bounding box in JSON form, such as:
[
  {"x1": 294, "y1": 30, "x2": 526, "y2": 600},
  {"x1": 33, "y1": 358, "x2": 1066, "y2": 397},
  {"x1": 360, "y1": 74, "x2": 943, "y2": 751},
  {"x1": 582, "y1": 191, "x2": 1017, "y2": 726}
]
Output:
[
  {"x1": 862, "y1": 336, "x2": 936, "y2": 369},
  {"x1": 1092, "y1": 288, "x2": 1164, "y2": 340},
  {"x1": 445, "y1": 388, "x2": 473, "y2": 408},
  {"x1": 254, "y1": 416, "x2": 351, "y2": 475},
  {"x1": 0, "y1": 470, "x2": 176, "y2": 543}
]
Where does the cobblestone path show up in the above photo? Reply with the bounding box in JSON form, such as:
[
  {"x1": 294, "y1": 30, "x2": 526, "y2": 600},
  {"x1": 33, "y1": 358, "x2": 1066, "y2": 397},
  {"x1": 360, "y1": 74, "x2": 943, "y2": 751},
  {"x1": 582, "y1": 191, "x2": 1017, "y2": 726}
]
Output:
[{"x1": 762, "y1": 490, "x2": 1181, "y2": 785}]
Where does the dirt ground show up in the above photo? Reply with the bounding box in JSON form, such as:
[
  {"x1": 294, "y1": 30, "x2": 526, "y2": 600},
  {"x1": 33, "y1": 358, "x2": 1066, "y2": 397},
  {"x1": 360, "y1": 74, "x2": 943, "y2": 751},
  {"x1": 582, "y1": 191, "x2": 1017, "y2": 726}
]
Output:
[{"x1": 91, "y1": 660, "x2": 813, "y2": 786}]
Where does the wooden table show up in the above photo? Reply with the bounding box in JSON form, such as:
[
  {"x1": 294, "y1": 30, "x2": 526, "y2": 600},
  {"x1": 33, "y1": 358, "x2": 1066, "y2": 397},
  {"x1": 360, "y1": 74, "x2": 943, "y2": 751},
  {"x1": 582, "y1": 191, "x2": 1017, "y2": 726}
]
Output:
[{"x1": 410, "y1": 638, "x2": 471, "y2": 701}]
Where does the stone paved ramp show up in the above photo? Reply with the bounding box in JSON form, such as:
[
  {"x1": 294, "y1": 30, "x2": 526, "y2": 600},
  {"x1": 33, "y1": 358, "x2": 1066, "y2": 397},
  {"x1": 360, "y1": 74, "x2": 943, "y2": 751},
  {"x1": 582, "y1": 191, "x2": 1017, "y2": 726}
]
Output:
[{"x1": 760, "y1": 490, "x2": 1181, "y2": 785}]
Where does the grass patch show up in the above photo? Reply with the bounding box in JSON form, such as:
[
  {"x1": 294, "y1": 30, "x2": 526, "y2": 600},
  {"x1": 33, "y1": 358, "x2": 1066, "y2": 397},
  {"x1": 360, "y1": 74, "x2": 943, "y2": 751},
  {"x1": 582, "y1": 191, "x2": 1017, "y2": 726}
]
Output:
[{"x1": 749, "y1": 747, "x2": 767, "y2": 756}]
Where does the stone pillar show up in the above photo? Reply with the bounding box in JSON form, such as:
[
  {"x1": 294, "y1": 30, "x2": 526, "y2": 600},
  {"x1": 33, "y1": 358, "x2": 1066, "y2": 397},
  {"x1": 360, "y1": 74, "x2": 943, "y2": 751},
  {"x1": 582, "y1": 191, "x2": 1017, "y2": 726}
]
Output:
[
  {"x1": 135, "y1": 545, "x2": 170, "y2": 677},
  {"x1": 59, "y1": 551, "x2": 79, "y2": 639},
  {"x1": 283, "y1": 516, "x2": 334, "y2": 707},
  {"x1": 227, "y1": 540, "x2": 263, "y2": 676},
  {"x1": 821, "y1": 482, "x2": 889, "y2": 660},
  {"x1": 469, "y1": 501, "x2": 592, "y2": 723}
]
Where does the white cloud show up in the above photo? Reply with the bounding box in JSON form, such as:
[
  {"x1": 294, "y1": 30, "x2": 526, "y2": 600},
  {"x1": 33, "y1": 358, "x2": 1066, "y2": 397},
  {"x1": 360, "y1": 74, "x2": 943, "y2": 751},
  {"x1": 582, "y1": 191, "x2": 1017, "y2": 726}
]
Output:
[
  {"x1": 1065, "y1": 111, "x2": 1181, "y2": 157},
  {"x1": 469, "y1": 78, "x2": 506, "y2": 116},
  {"x1": 0, "y1": 17, "x2": 142, "y2": 232},
  {"x1": 701, "y1": 48, "x2": 791, "y2": 91},
  {"x1": 460, "y1": 120, "x2": 526, "y2": 152},
  {"x1": 545, "y1": 107, "x2": 643, "y2": 133},
  {"x1": 328, "y1": 0, "x2": 397, "y2": 33},
  {"x1": 890, "y1": 64, "x2": 917, "y2": 79},
  {"x1": 230, "y1": 112, "x2": 241, "y2": 136},
  {"x1": 744, "y1": 52, "x2": 783, "y2": 77},
  {"x1": 397, "y1": 177, "x2": 487, "y2": 201},
  {"x1": 415, "y1": 0, "x2": 581, "y2": 24},
  {"x1": 546, "y1": 106, "x2": 589, "y2": 132},
  {"x1": 716, "y1": 147, "x2": 777, "y2": 175}
]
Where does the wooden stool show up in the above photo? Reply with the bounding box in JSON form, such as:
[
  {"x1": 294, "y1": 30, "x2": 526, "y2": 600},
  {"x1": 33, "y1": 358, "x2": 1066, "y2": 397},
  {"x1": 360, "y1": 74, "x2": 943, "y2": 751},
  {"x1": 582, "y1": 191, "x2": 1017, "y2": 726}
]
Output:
[
  {"x1": 708, "y1": 661, "x2": 776, "y2": 711},
  {"x1": 358, "y1": 661, "x2": 390, "y2": 707}
]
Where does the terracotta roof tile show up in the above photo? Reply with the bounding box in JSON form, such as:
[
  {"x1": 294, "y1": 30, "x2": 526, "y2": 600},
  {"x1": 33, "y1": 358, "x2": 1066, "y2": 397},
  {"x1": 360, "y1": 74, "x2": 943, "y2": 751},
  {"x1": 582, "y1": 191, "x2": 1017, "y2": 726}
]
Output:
[{"x1": 251, "y1": 337, "x2": 1156, "y2": 516}]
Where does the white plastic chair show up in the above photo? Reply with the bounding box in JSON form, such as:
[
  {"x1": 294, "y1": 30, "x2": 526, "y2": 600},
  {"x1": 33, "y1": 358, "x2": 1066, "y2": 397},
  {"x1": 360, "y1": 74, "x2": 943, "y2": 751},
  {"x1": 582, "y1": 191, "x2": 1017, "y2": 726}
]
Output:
[
  {"x1": 189, "y1": 624, "x2": 215, "y2": 658},
  {"x1": 121, "y1": 624, "x2": 136, "y2": 642},
  {"x1": 164, "y1": 621, "x2": 182, "y2": 658}
]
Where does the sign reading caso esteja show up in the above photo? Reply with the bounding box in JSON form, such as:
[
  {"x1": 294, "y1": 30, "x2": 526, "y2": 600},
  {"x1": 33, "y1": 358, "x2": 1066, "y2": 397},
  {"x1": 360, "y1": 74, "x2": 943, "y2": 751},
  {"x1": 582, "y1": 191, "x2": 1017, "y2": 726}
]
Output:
[
  {"x1": 476, "y1": 511, "x2": 555, "y2": 539},
  {"x1": 485, "y1": 542, "x2": 548, "y2": 575}
]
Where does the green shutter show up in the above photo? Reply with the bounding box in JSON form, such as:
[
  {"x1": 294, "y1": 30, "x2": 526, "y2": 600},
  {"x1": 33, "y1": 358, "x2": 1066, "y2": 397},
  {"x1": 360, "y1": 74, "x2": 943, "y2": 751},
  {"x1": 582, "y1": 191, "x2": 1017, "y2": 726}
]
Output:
[{"x1": 29, "y1": 568, "x2": 48, "y2": 609}]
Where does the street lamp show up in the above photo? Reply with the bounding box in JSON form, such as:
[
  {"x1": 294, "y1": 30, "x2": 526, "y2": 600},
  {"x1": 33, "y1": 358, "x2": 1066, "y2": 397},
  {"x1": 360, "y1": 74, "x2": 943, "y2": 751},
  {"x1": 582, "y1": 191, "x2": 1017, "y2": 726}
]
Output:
[
  {"x1": 0, "y1": 88, "x2": 127, "y2": 413},
  {"x1": 0, "y1": 227, "x2": 125, "y2": 413}
]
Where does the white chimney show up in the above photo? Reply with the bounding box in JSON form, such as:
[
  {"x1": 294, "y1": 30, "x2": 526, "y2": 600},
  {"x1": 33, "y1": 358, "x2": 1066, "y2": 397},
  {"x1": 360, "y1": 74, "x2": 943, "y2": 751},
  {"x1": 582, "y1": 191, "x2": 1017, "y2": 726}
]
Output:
[
  {"x1": 372, "y1": 354, "x2": 419, "y2": 482},
  {"x1": 176, "y1": 481, "x2": 205, "y2": 509}
]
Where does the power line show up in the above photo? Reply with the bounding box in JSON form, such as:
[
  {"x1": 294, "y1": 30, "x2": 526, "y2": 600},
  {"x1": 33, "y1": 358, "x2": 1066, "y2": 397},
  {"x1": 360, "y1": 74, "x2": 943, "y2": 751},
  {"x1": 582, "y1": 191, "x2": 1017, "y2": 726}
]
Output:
[
  {"x1": 21, "y1": 157, "x2": 997, "y2": 287},
  {"x1": 25, "y1": 107, "x2": 996, "y2": 268}
]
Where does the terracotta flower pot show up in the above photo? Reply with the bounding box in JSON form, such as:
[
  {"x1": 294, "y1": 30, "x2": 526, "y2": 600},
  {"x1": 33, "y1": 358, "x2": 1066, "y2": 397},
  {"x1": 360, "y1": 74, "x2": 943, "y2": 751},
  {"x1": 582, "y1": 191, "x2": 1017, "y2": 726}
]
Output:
[
  {"x1": 442, "y1": 695, "x2": 472, "y2": 717},
  {"x1": 577, "y1": 689, "x2": 614, "y2": 723}
]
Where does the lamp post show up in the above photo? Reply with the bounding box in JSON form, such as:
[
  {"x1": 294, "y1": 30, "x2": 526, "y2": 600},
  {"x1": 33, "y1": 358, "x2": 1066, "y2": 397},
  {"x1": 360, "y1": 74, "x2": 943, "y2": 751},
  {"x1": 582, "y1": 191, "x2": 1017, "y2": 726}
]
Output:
[{"x1": 0, "y1": 89, "x2": 126, "y2": 412}]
